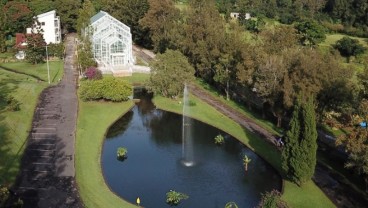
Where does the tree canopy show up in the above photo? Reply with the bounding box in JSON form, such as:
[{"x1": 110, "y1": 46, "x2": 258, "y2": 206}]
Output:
[{"x1": 147, "y1": 49, "x2": 195, "y2": 98}]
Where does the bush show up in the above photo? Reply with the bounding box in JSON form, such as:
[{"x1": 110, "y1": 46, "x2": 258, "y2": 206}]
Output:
[
  {"x1": 47, "y1": 43, "x2": 65, "y2": 59},
  {"x1": 257, "y1": 190, "x2": 288, "y2": 208},
  {"x1": 117, "y1": 147, "x2": 128, "y2": 160},
  {"x1": 84, "y1": 67, "x2": 102, "y2": 80},
  {"x1": 79, "y1": 77, "x2": 132, "y2": 102},
  {"x1": 0, "y1": 185, "x2": 9, "y2": 206},
  {"x1": 166, "y1": 190, "x2": 189, "y2": 206},
  {"x1": 6, "y1": 96, "x2": 20, "y2": 111},
  {"x1": 214, "y1": 134, "x2": 225, "y2": 145}
]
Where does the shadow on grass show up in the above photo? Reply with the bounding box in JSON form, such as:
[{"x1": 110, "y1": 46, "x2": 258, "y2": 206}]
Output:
[{"x1": 0, "y1": 65, "x2": 45, "y2": 82}]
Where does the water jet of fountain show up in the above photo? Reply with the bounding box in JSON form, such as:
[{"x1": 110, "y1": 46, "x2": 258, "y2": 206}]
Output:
[{"x1": 182, "y1": 84, "x2": 195, "y2": 167}]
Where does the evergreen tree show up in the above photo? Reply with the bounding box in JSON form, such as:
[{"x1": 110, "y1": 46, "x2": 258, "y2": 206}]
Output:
[{"x1": 282, "y1": 96, "x2": 318, "y2": 185}]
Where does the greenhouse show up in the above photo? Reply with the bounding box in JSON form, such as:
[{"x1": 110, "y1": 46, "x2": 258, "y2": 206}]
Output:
[{"x1": 89, "y1": 11, "x2": 134, "y2": 72}]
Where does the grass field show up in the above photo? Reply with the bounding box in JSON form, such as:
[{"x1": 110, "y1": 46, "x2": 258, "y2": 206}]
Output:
[
  {"x1": 75, "y1": 100, "x2": 136, "y2": 208},
  {"x1": 120, "y1": 73, "x2": 149, "y2": 85},
  {"x1": 0, "y1": 60, "x2": 64, "y2": 83},
  {"x1": 0, "y1": 69, "x2": 49, "y2": 184},
  {"x1": 321, "y1": 34, "x2": 368, "y2": 48}
]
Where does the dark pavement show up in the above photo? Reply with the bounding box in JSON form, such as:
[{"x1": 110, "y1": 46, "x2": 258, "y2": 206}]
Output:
[{"x1": 13, "y1": 34, "x2": 82, "y2": 208}]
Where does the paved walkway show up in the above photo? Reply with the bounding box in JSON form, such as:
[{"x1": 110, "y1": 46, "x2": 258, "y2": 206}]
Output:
[{"x1": 13, "y1": 34, "x2": 82, "y2": 208}]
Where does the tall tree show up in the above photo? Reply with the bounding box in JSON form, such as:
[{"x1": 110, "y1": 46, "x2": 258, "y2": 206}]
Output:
[
  {"x1": 282, "y1": 96, "x2": 318, "y2": 185},
  {"x1": 181, "y1": 0, "x2": 226, "y2": 81},
  {"x1": 76, "y1": 0, "x2": 95, "y2": 37},
  {"x1": 139, "y1": 0, "x2": 180, "y2": 53},
  {"x1": 55, "y1": 0, "x2": 82, "y2": 32}
]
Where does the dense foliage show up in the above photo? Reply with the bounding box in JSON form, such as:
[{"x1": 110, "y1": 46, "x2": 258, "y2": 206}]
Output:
[
  {"x1": 282, "y1": 97, "x2": 318, "y2": 185},
  {"x1": 334, "y1": 36, "x2": 366, "y2": 62},
  {"x1": 84, "y1": 67, "x2": 102, "y2": 80},
  {"x1": 166, "y1": 190, "x2": 189, "y2": 206},
  {"x1": 79, "y1": 77, "x2": 132, "y2": 102},
  {"x1": 257, "y1": 190, "x2": 289, "y2": 208},
  {"x1": 25, "y1": 20, "x2": 46, "y2": 64},
  {"x1": 147, "y1": 49, "x2": 194, "y2": 98}
]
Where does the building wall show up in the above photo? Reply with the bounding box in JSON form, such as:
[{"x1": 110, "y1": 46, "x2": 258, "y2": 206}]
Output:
[{"x1": 27, "y1": 10, "x2": 61, "y2": 44}]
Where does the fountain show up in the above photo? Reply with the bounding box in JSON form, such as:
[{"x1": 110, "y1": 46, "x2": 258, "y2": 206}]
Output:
[{"x1": 182, "y1": 84, "x2": 195, "y2": 166}]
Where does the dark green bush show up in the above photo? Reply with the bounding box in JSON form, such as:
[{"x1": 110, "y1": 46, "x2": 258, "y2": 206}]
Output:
[
  {"x1": 257, "y1": 190, "x2": 288, "y2": 208},
  {"x1": 0, "y1": 185, "x2": 9, "y2": 207},
  {"x1": 79, "y1": 77, "x2": 132, "y2": 102}
]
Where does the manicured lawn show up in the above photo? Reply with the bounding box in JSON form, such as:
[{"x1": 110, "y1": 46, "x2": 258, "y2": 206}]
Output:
[
  {"x1": 153, "y1": 95, "x2": 335, "y2": 208},
  {"x1": 0, "y1": 69, "x2": 48, "y2": 184},
  {"x1": 120, "y1": 73, "x2": 149, "y2": 85},
  {"x1": 0, "y1": 60, "x2": 64, "y2": 83},
  {"x1": 75, "y1": 100, "x2": 136, "y2": 208}
]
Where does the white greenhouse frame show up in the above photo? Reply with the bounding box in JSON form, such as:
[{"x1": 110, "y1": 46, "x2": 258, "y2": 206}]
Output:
[{"x1": 88, "y1": 11, "x2": 134, "y2": 72}]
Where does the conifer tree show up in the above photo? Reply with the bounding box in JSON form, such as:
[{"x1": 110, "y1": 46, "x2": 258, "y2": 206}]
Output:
[{"x1": 282, "y1": 96, "x2": 318, "y2": 185}]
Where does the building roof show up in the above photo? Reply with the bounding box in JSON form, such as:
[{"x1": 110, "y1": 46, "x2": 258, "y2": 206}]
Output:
[{"x1": 91, "y1": 11, "x2": 108, "y2": 24}]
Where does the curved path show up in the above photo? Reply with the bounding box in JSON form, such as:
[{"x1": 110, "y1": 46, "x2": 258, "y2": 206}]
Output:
[{"x1": 13, "y1": 34, "x2": 82, "y2": 208}]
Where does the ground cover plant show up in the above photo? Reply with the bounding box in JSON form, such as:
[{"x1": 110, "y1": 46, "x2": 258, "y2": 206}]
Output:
[{"x1": 0, "y1": 69, "x2": 49, "y2": 185}]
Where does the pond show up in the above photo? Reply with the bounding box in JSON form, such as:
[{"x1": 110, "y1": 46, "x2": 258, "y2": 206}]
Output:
[{"x1": 102, "y1": 96, "x2": 281, "y2": 207}]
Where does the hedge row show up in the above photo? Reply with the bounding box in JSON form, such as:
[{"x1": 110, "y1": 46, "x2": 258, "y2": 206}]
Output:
[{"x1": 79, "y1": 77, "x2": 132, "y2": 102}]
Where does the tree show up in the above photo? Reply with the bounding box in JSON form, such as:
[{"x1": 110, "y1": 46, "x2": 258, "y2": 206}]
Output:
[
  {"x1": 147, "y1": 50, "x2": 195, "y2": 98},
  {"x1": 29, "y1": 0, "x2": 55, "y2": 15},
  {"x1": 336, "y1": 125, "x2": 368, "y2": 192},
  {"x1": 181, "y1": 0, "x2": 226, "y2": 81},
  {"x1": 76, "y1": 0, "x2": 95, "y2": 37},
  {"x1": 3, "y1": 1, "x2": 33, "y2": 35},
  {"x1": 55, "y1": 0, "x2": 82, "y2": 32},
  {"x1": 282, "y1": 97, "x2": 318, "y2": 185},
  {"x1": 334, "y1": 36, "x2": 366, "y2": 63},
  {"x1": 26, "y1": 19, "x2": 46, "y2": 64},
  {"x1": 77, "y1": 35, "x2": 96, "y2": 74},
  {"x1": 100, "y1": 0, "x2": 151, "y2": 47},
  {"x1": 139, "y1": 0, "x2": 180, "y2": 53},
  {"x1": 295, "y1": 20, "x2": 326, "y2": 46}
]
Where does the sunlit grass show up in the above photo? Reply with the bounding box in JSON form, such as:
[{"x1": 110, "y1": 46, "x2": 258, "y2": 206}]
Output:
[
  {"x1": 75, "y1": 100, "x2": 136, "y2": 208},
  {"x1": 0, "y1": 60, "x2": 64, "y2": 83}
]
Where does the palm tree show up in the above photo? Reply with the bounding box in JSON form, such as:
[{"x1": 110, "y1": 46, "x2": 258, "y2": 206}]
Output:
[{"x1": 243, "y1": 155, "x2": 251, "y2": 171}]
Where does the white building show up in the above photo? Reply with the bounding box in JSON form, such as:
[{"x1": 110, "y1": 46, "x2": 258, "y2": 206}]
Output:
[
  {"x1": 88, "y1": 11, "x2": 135, "y2": 74},
  {"x1": 27, "y1": 10, "x2": 61, "y2": 44},
  {"x1": 230, "y1": 12, "x2": 251, "y2": 20}
]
